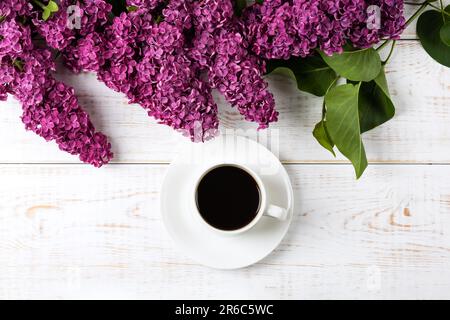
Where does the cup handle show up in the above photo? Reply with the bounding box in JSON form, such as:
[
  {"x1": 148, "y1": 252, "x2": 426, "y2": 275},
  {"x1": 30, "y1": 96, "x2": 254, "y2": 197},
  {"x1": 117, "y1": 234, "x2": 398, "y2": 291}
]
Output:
[{"x1": 263, "y1": 204, "x2": 288, "y2": 221}]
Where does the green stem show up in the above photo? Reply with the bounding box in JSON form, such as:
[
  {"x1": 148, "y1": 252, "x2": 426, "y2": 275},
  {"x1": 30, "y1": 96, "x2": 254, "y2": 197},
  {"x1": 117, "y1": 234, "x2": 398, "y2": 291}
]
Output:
[
  {"x1": 376, "y1": 39, "x2": 391, "y2": 51},
  {"x1": 382, "y1": 40, "x2": 396, "y2": 65},
  {"x1": 405, "y1": 1, "x2": 429, "y2": 28},
  {"x1": 440, "y1": 0, "x2": 446, "y2": 22},
  {"x1": 405, "y1": 1, "x2": 450, "y2": 16},
  {"x1": 377, "y1": 1, "x2": 431, "y2": 52},
  {"x1": 429, "y1": 3, "x2": 450, "y2": 15},
  {"x1": 328, "y1": 76, "x2": 340, "y2": 91}
]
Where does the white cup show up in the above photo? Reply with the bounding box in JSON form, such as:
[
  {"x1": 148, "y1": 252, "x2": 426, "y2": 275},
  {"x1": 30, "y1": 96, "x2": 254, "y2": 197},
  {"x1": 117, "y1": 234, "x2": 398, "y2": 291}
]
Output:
[{"x1": 191, "y1": 163, "x2": 288, "y2": 235}]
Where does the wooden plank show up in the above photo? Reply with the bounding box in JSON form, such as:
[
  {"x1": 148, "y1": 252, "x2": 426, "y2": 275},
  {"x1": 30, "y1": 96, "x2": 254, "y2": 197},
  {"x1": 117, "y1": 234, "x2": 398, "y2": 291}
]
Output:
[
  {"x1": 0, "y1": 41, "x2": 448, "y2": 164},
  {"x1": 1, "y1": 164, "x2": 450, "y2": 299}
]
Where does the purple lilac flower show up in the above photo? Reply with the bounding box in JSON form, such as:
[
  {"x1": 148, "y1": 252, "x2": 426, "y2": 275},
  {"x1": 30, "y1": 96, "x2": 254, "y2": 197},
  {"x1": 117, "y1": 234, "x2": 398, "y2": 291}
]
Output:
[
  {"x1": 0, "y1": 62, "x2": 16, "y2": 101},
  {"x1": 0, "y1": 86, "x2": 8, "y2": 101},
  {"x1": 126, "y1": 0, "x2": 164, "y2": 11},
  {"x1": 14, "y1": 49, "x2": 113, "y2": 167},
  {"x1": 191, "y1": 0, "x2": 234, "y2": 32},
  {"x1": 78, "y1": 0, "x2": 112, "y2": 36},
  {"x1": 21, "y1": 77, "x2": 113, "y2": 167},
  {"x1": 373, "y1": 0, "x2": 406, "y2": 39},
  {"x1": 209, "y1": 29, "x2": 277, "y2": 128},
  {"x1": 63, "y1": 0, "x2": 278, "y2": 135},
  {"x1": 136, "y1": 40, "x2": 219, "y2": 140},
  {"x1": 0, "y1": 0, "x2": 408, "y2": 165},
  {"x1": 0, "y1": 19, "x2": 33, "y2": 58},
  {"x1": 163, "y1": 0, "x2": 193, "y2": 30},
  {"x1": 344, "y1": 0, "x2": 405, "y2": 48},
  {"x1": 62, "y1": 0, "x2": 112, "y2": 73},
  {"x1": 191, "y1": 0, "x2": 278, "y2": 128},
  {"x1": 244, "y1": 0, "x2": 305, "y2": 59},
  {"x1": 97, "y1": 12, "x2": 141, "y2": 96},
  {"x1": 0, "y1": 0, "x2": 32, "y2": 19},
  {"x1": 35, "y1": 0, "x2": 112, "y2": 52},
  {"x1": 33, "y1": 4, "x2": 75, "y2": 51},
  {"x1": 64, "y1": 32, "x2": 105, "y2": 73},
  {"x1": 243, "y1": 0, "x2": 406, "y2": 59},
  {"x1": 96, "y1": 8, "x2": 219, "y2": 141},
  {"x1": 0, "y1": 10, "x2": 113, "y2": 166},
  {"x1": 0, "y1": 23, "x2": 23, "y2": 102}
]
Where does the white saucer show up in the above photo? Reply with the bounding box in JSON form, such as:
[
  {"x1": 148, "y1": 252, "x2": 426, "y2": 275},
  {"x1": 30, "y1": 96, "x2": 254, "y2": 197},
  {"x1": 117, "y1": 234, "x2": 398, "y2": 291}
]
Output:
[{"x1": 160, "y1": 136, "x2": 294, "y2": 269}]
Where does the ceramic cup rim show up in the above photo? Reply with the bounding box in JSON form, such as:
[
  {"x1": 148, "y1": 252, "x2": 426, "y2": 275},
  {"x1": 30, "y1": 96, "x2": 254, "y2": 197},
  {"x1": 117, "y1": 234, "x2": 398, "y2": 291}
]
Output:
[{"x1": 192, "y1": 162, "x2": 267, "y2": 235}]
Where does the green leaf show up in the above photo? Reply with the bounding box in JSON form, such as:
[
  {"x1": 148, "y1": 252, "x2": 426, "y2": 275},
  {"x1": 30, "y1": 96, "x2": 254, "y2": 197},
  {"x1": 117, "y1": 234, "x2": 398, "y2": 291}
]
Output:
[
  {"x1": 417, "y1": 10, "x2": 450, "y2": 67},
  {"x1": 266, "y1": 55, "x2": 337, "y2": 96},
  {"x1": 39, "y1": 0, "x2": 58, "y2": 21},
  {"x1": 440, "y1": 22, "x2": 450, "y2": 46},
  {"x1": 42, "y1": 9, "x2": 51, "y2": 21},
  {"x1": 357, "y1": 68, "x2": 395, "y2": 133},
  {"x1": 46, "y1": 0, "x2": 59, "y2": 12},
  {"x1": 325, "y1": 84, "x2": 368, "y2": 178},
  {"x1": 313, "y1": 120, "x2": 336, "y2": 156},
  {"x1": 320, "y1": 48, "x2": 382, "y2": 82}
]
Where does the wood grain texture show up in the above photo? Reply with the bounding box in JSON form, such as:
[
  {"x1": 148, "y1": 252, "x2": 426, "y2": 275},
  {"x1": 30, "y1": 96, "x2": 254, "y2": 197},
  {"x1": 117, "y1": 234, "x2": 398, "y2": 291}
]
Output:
[
  {"x1": 1, "y1": 5, "x2": 449, "y2": 300},
  {"x1": 1, "y1": 164, "x2": 450, "y2": 299},
  {"x1": 403, "y1": 1, "x2": 424, "y2": 39},
  {"x1": 0, "y1": 41, "x2": 449, "y2": 164}
]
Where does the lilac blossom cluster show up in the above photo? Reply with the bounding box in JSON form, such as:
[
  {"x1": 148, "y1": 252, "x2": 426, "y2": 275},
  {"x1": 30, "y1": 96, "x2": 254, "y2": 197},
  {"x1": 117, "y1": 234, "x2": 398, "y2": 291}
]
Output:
[
  {"x1": 1, "y1": 0, "x2": 407, "y2": 165},
  {"x1": 59, "y1": 0, "x2": 277, "y2": 139},
  {"x1": 190, "y1": 0, "x2": 277, "y2": 128},
  {"x1": 0, "y1": 0, "x2": 112, "y2": 166},
  {"x1": 243, "y1": 0, "x2": 406, "y2": 59}
]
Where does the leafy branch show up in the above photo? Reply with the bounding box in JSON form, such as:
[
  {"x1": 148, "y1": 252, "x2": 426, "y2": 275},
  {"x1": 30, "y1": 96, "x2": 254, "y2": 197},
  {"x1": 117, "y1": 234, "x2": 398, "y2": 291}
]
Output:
[
  {"x1": 31, "y1": 0, "x2": 59, "y2": 21},
  {"x1": 265, "y1": 1, "x2": 449, "y2": 178}
]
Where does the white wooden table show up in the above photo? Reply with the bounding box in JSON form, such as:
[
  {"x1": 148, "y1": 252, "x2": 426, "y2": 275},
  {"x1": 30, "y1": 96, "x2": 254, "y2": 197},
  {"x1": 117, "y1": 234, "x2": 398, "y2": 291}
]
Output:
[{"x1": 1, "y1": 9, "x2": 450, "y2": 299}]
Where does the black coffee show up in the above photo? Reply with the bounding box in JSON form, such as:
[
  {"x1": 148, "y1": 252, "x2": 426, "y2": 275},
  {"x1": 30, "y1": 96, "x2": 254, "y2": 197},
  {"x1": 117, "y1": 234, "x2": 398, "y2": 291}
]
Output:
[{"x1": 195, "y1": 165, "x2": 261, "y2": 231}]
